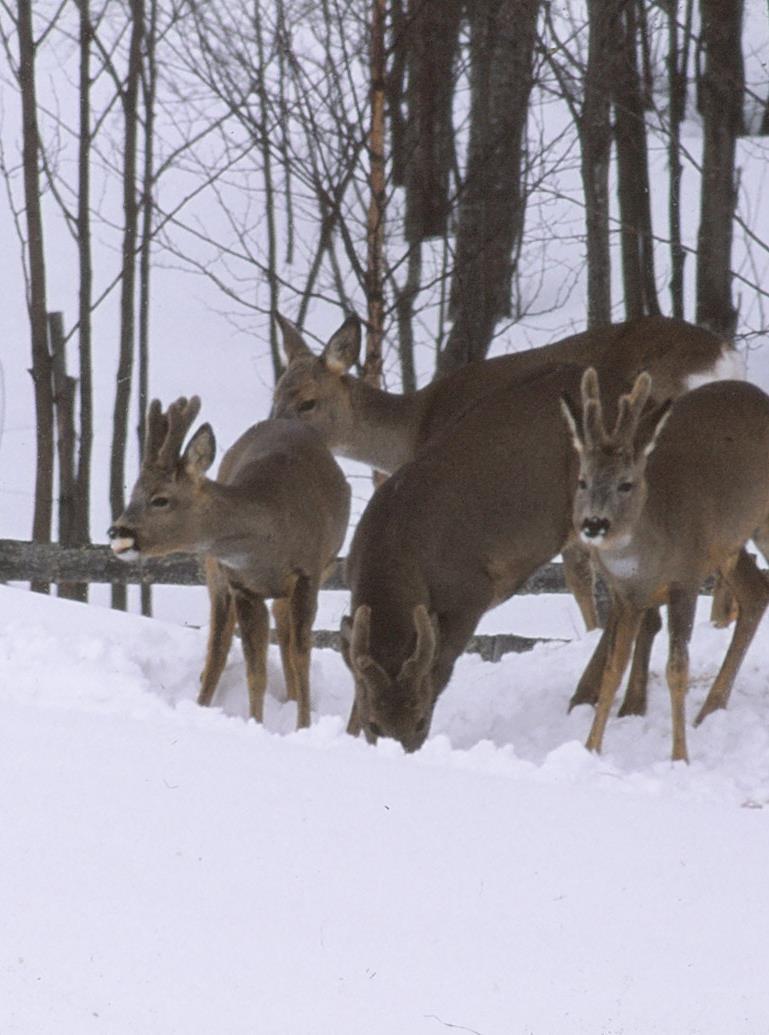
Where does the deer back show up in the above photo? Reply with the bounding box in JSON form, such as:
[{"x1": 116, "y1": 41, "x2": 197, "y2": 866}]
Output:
[{"x1": 273, "y1": 314, "x2": 736, "y2": 475}]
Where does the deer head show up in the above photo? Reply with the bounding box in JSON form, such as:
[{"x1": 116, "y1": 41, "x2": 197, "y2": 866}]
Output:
[
  {"x1": 560, "y1": 368, "x2": 672, "y2": 550},
  {"x1": 340, "y1": 604, "x2": 438, "y2": 752},
  {"x1": 271, "y1": 313, "x2": 362, "y2": 447},
  {"x1": 108, "y1": 396, "x2": 216, "y2": 559}
]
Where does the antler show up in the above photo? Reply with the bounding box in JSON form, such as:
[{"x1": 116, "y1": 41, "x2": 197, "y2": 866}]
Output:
[
  {"x1": 399, "y1": 605, "x2": 437, "y2": 684},
  {"x1": 147, "y1": 396, "x2": 202, "y2": 471},
  {"x1": 144, "y1": 399, "x2": 168, "y2": 466},
  {"x1": 612, "y1": 371, "x2": 652, "y2": 442},
  {"x1": 579, "y1": 367, "x2": 607, "y2": 449}
]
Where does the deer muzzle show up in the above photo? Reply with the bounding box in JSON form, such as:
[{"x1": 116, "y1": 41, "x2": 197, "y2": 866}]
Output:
[
  {"x1": 581, "y1": 516, "x2": 611, "y2": 542},
  {"x1": 108, "y1": 523, "x2": 140, "y2": 560}
]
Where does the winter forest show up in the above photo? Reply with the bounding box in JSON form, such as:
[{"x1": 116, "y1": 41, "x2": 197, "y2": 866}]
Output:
[
  {"x1": 3, "y1": 4, "x2": 769, "y2": 1032},
  {"x1": 1, "y1": 0, "x2": 768, "y2": 583}
]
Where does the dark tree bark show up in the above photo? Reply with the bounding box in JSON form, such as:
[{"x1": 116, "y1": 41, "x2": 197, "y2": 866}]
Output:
[
  {"x1": 110, "y1": 0, "x2": 144, "y2": 610},
  {"x1": 696, "y1": 0, "x2": 744, "y2": 339},
  {"x1": 666, "y1": 0, "x2": 693, "y2": 319},
  {"x1": 363, "y1": 0, "x2": 387, "y2": 392},
  {"x1": 49, "y1": 312, "x2": 84, "y2": 602},
  {"x1": 439, "y1": 0, "x2": 540, "y2": 375},
  {"x1": 612, "y1": 0, "x2": 660, "y2": 321},
  {"x1": 402, "y1": 0, "x2": 462, "y2": 243},
  {"x1": 581, "y1": 0, "x2": 618, "y2": 328},
  {"x1": 75, "y1": 0, "x2": 93, "y2": 599},
  {"x1": 138, "y1": 0, "x2": 157, "y2": 617},
  {"x1": 18, "y1": 0, "x2": 55, "y2": 594}
]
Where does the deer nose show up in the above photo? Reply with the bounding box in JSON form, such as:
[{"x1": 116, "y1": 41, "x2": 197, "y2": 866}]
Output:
[{"x1": 581, "y1": 516, "x2": 610, "y2": 540}]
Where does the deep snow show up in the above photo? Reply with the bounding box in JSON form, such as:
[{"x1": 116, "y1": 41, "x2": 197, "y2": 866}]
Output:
[{"x1": 2, "y1": 583, "x2": 769, "y2": 1034}]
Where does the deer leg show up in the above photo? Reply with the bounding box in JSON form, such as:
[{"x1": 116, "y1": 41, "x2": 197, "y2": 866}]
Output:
[
  {"x1": 272, "y1": 597, "x2": 297, "y2": 701},
  {"x1": 695, "y1": 550, "x2": 769, "y2": 726},
  {"x1": 710, "y1": 573, "x2": 738, "y2": 628},
  {"x1": 198, "y1": 569, "x2": 236, "y2": 708},
  {"x1": 562, "y1": 541, "x2": 600, "y2": 631},
  {"x1": 618, "y1": 606, "x2": 662, "y2": 717},
  {"x1": 233, "y1": 590, "x2": 270, "y2": 722},
  {"x1": 665, "y1": 589, "x2": 698, "y2": 763},
  {"x1": 346, "y1": 699, "x2": 362, "y2": 737},
  {"x1": 288, "y1": 574, "x2": 319, "y2": 730},
  {"x1": 584, "y1": 605, "x2": 642, "y2": 754},
  {"x1": 569, "y1": 605, "x2": 616, "y2": 711}
]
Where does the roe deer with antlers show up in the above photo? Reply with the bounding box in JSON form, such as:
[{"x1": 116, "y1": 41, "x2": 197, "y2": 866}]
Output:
[
  {"x1": 108, "y1": 397, "x2": 350, "y2": 728},
  {"x1": 273, "y1": 313, "x2": 741, "y2": 632},
  {"x1": 561, "y1": 370, "x2": 769, "y2": 763},
  {"x1": 340, "y1": 363, "x2": 642, "y2": 753}
]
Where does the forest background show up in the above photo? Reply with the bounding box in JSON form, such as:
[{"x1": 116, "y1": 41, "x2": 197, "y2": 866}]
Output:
[{"x1": 0, "y1": 0, "x2": 768, "y2": 614}]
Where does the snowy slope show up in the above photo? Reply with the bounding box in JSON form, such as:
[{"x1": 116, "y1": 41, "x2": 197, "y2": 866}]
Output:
[{"x1": 2, "y1": 585, "x2": 769, "y2": 1034}]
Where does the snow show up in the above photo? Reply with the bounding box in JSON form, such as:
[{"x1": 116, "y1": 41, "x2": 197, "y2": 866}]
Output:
[{"x1": 3, "y1": 584, "x2": 769, "y2": 1034}]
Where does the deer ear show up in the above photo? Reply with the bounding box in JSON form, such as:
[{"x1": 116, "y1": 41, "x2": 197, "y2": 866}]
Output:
[
  {"x1": 560, "y1": 394, "x2": 584, "y2": 454},
  {"x1": 182, "y1": 423, "x2": 216, "y2": 477},
  {"x1": 635, "y1": 398, "x2": 673, "y2": 458},
  {"x1": 275, "y1": 312, "x2": 313, "y2": 364},
  {"x1": 323, "y1": 315, "x2": 361, "y2": 376}
]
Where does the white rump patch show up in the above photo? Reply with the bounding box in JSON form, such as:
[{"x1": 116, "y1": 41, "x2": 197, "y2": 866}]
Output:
[{"x1": 685, "y1": 344, "x2": 746, "y2": 391}]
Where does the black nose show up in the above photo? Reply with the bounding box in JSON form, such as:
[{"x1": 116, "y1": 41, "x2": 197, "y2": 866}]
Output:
[
  {"x1": 107, "y1": 524, "x2": 131, "y2": 541},
  {"x1": 582, "y1": 516, "x2": 610, "y2": 539}
]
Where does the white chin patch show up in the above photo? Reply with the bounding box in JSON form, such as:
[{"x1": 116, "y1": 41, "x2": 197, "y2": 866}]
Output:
[
  {"x1": 580, "y1": 530, "x2": 606, "y2": 546},
  {"x1": 111, "y1": 538, "x2": 139, "y2": 561}
]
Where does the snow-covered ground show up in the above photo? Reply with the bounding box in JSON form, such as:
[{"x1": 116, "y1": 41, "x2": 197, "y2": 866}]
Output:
[{"x1": 2, "y1": 583, "x2": 769, "y2": 1034}]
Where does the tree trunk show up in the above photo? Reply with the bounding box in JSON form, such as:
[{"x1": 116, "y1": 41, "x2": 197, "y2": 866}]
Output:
[
  {"x1": 402, "y1": 0, "x2": 462, "y2": 243},
  {"x1": 695, "y1": 0, "x2": 744, "y2": 339},
  {"x1": 581, "y1": 0, "x2": 618, "y2": 328},
  {"x1": 110, "y1": 0, "x2": 144, "y2": 610},
  {"x1": 49, "y1": 313, "x2": 85, "y2": 602},
  {"x1": 440, "y1": 0, "x2": 540, "y2": 375},
  {"x1": 138, "y1": 0, "x2": 157, "y2": 617},
  {"x1": 75, "y1": 0, "x2": 93, "y2": 600},
  {"x1": 666, "y1": 0, "x2": 693, "y2": 319},
  {"x1": 18, "y1": 0, "x2": 55, "y2": 594},
  {"x1": 612, "y1": 0, "x2": 660, "y2": 321},
  {"x1": 363, "y1": 0, "x2": 386, "y2": 392}
]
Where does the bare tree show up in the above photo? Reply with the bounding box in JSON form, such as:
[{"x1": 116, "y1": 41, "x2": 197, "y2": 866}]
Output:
[
  {"x1": 696, "y1": 0, "x2": 744, "y2": 339},
  {"x1": 439, "y1": 0, "x2": 541, "y2": 374},
  {"x1": 16, "y1": 1, "x2": 55, "y2": 593}
]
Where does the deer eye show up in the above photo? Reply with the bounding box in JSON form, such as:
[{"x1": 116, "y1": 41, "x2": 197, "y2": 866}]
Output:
[
  {"x1": 150, "y1": 495, "x2": 170, "y2": 509},
  {"x1": 577, "y1": 478, "x2": 587, "y2": 490},
  {"x1": 298, "y1": 399, "x2": 316, "y2": 413},
  {"x1": 618, "y1": 481, "x2": 633, "y2": 494}
]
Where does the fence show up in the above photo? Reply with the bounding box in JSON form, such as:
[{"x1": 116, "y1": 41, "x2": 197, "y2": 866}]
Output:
[{"x1": 7, "y1": 538, "x2": 704, "y2": 662}]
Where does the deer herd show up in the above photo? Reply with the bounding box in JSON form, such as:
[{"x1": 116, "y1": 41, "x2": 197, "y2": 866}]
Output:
[{"x1": 109, "y1": 313, "x2": 769, "y2": 764}]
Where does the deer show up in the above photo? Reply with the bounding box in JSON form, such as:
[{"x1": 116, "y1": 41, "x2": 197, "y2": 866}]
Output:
[
  {"x1": 272, "y1": 312, "x2": 742, "y2": 636},
  {"x1": 108, "y1": 397, "x2": 350, "y2": 729},
  {"x1": 560, "y1": 369, "x2": 769, "y2": 763},
  {"x1": 339, "y1": 362, "x2": 644, "y2": 753}
]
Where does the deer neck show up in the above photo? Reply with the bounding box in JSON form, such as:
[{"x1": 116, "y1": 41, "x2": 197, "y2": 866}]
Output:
[
  {"x1": 195, "y1": 481, "x2": 273, "y2": 568},
  {"x1": 344, "y1": 379, "x2": 427, "y2": 474}
]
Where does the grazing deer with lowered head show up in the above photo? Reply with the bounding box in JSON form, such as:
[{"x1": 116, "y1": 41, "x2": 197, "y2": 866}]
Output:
[
  {"x1": 108, "y1": 397, "x2": 350, "y2": 728},
  {"x1": 340, "y1": 363, "x2": 641, "y2": 753},
  {"x1": 273, "y1": 312, "x2": 742, "y2": 633},
  {"x1": 561, "y1": 370, "x2": 769, "y2": 762}
]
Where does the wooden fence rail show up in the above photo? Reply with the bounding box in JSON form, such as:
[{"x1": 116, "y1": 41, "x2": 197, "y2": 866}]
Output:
[
  {"x1": 0, "y1": 539, "x2": 716, "y2": 662},
  {"x1": 0, "y1": 539, "x2": 571, "y2": 594},
  {"x1": 0, "y1": 539, "x2": 580, "y2": 660}
]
